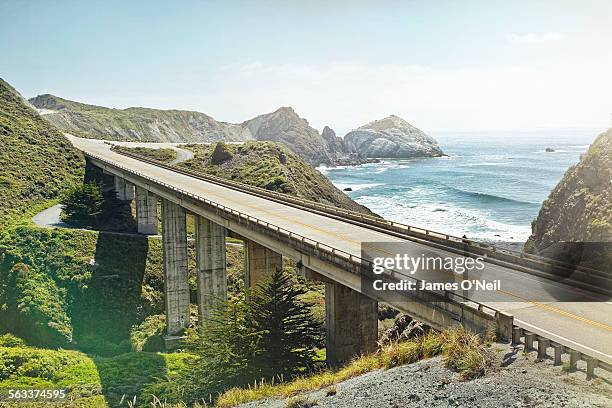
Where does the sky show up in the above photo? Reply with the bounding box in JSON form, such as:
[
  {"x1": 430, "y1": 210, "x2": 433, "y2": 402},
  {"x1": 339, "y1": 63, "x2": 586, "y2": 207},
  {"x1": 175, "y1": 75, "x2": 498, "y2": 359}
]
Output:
[{"x1": 1, "y1": 0, "x2": 611, "y2": 134}]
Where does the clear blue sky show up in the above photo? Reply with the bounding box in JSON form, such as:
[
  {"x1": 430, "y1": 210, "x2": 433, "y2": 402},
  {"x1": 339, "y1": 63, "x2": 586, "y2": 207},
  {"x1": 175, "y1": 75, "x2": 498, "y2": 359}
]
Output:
[{"x1": 1, "y1": 0, "x2": 611, "y2": 133}]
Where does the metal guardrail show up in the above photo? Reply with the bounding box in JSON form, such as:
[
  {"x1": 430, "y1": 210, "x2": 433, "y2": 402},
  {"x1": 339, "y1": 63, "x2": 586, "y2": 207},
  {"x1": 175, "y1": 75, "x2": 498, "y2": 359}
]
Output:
[
  {"x1": 86, "y1": 150, "x2": 502, "y2": 319},
  {"x1": 112, "y1": 148, "x2": 611, "y2": 293}
]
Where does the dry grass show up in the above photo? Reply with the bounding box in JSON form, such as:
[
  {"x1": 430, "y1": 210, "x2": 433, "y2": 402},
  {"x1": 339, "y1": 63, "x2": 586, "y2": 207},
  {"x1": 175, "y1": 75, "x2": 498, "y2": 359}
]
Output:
[{"x1": 216, "y1": 326, "x2": 492, "y2": 407}]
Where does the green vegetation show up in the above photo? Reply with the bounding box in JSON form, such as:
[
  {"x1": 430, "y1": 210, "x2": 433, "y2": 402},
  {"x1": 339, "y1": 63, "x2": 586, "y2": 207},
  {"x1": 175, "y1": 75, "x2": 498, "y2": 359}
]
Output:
[
  {"x1": 216, "y1": 326, "x2": 493, "y2": 407},
  {"x1": 116, "y1": 141, "x2": 373, "y2": 214},
  {"x1": 61, "y1": 183, "x2": 104, "y2": 227},
  {"x1": 122, "y1": 147, "x2": 177, "y2": 163},
  {"x1": 60, "y1": 179, "x2": 136, "y2": 232},
  {"x1": 178, "y1": 269, "x2": 323, "y2": 403},
  {"x1": 29, "y1": 93, "x2": 246, "y2": 143},
  {"x1": 0, "y1": 226, "x2": 165, "y2": 352},
  {"x1": 0, "y1": 340, "x2": 194, "y2": 407},
  {"x1": 0, "y1": 79, "x2": 83, "y2": 229}
]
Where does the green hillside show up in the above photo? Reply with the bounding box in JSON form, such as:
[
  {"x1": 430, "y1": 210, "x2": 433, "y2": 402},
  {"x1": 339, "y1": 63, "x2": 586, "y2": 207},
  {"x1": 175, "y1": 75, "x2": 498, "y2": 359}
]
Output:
[
  {"x1": 0, "y1": 79, "x2": 83, "y2": 228},
  {"x1": 29, "y1": 93, "x2": 248, "y2": 143},
  {"x1": 116, "y1": 141, "x2": 374, "y2": 215}
]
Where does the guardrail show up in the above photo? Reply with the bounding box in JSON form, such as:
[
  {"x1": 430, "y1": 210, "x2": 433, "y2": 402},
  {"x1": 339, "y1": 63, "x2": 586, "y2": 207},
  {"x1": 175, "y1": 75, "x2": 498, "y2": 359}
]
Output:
[
  {"x1": 512, "y1": 322, "x2": 611, "y2": 378},
  {"x1": 112, "y1": 148, "x2": 611, "y2": 296}
]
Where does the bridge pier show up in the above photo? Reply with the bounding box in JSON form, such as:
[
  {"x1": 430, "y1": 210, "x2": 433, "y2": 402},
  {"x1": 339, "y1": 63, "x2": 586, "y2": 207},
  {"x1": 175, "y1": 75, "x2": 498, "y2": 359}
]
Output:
[
  {"x1": 195, "y1": 216, "x2": 227, "y2": 324},
  {"x1": 161, "y1": 199, "x2": 190, "y2": 338},
  {"x1": 124, "y1": 181, "x2": 135, "y2": 201},
  {"x1": 114, "y1": 176, "x2": 128, "y2": 200},
  {"x1": 325, "y1": 281, "x2": 378, "y2": 365},
  {"x1": 244, "y1": 240, "x2": 282, "y2": 288},
  {"x1": 135, "y1": 187, "x2": 158, "y2": 235}
]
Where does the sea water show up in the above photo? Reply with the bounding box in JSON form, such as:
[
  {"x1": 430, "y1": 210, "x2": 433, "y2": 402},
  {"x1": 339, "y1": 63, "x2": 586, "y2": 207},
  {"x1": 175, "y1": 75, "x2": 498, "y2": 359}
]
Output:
[{"x1": 320, "y1": 129, "x2": 601, "y2": 244}]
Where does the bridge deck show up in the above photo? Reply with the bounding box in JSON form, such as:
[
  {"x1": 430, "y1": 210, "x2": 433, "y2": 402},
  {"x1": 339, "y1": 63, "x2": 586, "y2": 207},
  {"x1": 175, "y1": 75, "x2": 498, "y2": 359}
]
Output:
[{"x1": 68, "y1": 135, "x2": 612, "y2": 363}]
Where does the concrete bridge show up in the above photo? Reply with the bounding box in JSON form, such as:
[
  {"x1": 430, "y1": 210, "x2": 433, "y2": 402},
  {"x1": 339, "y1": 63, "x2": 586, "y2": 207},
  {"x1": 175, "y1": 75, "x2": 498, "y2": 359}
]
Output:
[{"x1": 68, "y1": 135, "x2": 612, "y2": 375}]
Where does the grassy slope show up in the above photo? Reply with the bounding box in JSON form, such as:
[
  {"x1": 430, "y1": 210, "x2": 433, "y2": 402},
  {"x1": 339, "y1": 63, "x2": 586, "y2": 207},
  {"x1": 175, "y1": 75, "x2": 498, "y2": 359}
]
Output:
[
  {"x1": 117, "y1": 142, "x2": 373, "y2": 215},
  {"x1": 29, "y1": 94, "x2": 247, "y2": 143},
  {"x1": 0, "y1": 79, "x2": 83, "y2": 229},
  {"x1": 0, "y1": 335, "x2": 193, "y2": 407},
  {"x1": 217, "y1": 326, "x2": 493, "y2": 407}
]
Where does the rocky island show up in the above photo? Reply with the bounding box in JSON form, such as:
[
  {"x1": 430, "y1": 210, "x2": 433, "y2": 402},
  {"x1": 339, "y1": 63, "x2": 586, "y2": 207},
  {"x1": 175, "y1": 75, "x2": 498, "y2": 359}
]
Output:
[{"x1": 344, "y1": 115, "x2": 445, "y2": 159}]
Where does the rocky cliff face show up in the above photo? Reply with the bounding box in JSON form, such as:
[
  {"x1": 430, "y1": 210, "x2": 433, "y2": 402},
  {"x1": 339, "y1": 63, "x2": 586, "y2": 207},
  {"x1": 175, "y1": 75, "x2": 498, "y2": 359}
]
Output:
[
  {"x1": 524, "y1": 129, "x2": 611, "y2": 269},
  {"x1": 321, "y1": 126, "x2": 345, "y2": 154},
  {"x1": 344, "y1": 115, "x2": 444, "y2": 158}
]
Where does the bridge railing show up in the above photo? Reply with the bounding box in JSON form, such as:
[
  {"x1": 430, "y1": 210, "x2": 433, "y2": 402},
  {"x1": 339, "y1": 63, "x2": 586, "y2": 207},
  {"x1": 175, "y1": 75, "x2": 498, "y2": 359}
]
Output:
[{"x1": 112, "y1": 148, "x2": 611, "y2": 296}]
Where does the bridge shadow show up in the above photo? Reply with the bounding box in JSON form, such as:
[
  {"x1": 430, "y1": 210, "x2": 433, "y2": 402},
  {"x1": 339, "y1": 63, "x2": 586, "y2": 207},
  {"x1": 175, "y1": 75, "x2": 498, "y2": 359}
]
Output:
[
  {"x1": 74, "y1": 230, "x2": 172, "y2": 406},
  {"x1": 71, "y1": 231, "x2": 149, "y2": 355}
]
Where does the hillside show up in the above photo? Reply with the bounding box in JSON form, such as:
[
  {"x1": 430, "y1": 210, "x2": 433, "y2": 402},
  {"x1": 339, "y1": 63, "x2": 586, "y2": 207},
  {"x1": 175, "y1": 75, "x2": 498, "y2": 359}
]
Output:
[
  {"x1": 29, "y1": 94, "x2": 250, "y2": 143},
  {"x1": 29, "y1": 95, "x2": 333, "y2": 165},
  {"x1": 524, "y1": 129, "x2": 611, "y2": 268},
  {"x1": 116, "y1": 141, "x2": 374, "y2": 215},
  {"x1": 0, "y1": 80, "x2": 83, "y2": 228}
]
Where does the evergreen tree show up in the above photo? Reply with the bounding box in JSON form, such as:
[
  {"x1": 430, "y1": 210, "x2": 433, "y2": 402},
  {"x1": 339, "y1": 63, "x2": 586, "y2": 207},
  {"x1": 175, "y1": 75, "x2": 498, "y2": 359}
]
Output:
[
  {"x1": 61, "y1": 183, "x2": 104, "y2": 227},
  {"x1": 249, "y1": 268, "x2": 322, "y2": 379},
  {"x1": 182, "y1": 298, "x2": 262, "y2": 399}
]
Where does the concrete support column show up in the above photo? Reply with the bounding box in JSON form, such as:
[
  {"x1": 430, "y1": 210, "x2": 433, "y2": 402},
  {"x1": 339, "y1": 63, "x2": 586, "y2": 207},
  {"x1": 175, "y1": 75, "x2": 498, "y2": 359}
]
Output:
[
  {"x1": 195, "y1": 216, "x2": 227, "y2": 324},
  {"x1": 244, "y1": 240, "x2": 282, "y2": 288},
  {"x1": 114, "y1": 176, "x2": 127, "y2": 200},
  {"x1": 325, "y1": 282, "x2": 378, "y2": 365},
  {"x1": 161, "y1": 199, "x2": 190, "y2": 336},
  {"x1": 124, "y1": 181, "x2": 135, "y2": 201},
  {"x1": 135, "y1": 187, "x2": 158, "y2": 235}
]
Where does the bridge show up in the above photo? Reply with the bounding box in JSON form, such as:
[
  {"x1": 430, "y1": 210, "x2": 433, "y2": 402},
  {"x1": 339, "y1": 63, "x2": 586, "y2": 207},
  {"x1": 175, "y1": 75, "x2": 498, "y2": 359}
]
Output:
[{"x1": 67, "y1": 135, "x2": 612, "y2": 377}]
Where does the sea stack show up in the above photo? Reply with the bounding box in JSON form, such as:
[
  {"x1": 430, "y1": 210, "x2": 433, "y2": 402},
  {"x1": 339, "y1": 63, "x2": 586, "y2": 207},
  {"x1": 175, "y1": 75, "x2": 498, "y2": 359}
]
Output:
[{"x1": 344, "y1": 115, "x2": 444, "y2": 158}]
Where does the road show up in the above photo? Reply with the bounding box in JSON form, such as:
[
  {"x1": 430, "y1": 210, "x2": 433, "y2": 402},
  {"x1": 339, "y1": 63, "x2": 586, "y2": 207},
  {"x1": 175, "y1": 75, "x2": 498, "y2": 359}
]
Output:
[{"x1": 67, "y1": 135, "x2": 612, "y2": 364}]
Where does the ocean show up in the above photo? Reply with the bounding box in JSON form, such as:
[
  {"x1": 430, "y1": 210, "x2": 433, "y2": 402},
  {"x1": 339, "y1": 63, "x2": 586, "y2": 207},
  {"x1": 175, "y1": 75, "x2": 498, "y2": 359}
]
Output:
[{"x1": 320, "y1": 129, "x2": 600, "y2": 245}]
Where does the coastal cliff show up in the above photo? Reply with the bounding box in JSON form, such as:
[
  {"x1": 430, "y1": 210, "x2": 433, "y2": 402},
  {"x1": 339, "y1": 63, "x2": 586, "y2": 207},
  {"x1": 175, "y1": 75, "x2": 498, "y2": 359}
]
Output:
[{"x1": 524, "y1": 129, "x2": 611, "y2": 269}]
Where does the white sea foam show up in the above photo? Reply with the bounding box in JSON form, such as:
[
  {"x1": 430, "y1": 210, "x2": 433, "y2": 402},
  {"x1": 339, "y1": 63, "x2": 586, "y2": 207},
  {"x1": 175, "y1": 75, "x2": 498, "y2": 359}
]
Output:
[{"x1": 355, "y1": 196, "x2": 531, "y2": 242}]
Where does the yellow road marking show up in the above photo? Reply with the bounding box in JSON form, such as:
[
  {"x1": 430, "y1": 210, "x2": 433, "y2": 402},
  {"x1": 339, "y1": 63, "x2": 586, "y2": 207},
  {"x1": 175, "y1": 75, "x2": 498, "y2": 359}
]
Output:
[{"x1": 499, "y1": 290, "x2": 612, "y2": 332}]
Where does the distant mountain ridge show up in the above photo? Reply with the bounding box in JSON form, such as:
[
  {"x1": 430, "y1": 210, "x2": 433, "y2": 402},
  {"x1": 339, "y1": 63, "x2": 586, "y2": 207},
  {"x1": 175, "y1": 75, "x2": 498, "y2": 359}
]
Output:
[{"x1": 29, "y1": 94, "x2": 444, "y2": 165}]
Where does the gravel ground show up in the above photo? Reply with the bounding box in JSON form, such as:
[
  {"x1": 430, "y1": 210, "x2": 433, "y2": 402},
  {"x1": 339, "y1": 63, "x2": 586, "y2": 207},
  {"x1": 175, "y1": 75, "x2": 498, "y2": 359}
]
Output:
[{"x1": 237, "y1": 343, "x2": 612, "y2": 408}]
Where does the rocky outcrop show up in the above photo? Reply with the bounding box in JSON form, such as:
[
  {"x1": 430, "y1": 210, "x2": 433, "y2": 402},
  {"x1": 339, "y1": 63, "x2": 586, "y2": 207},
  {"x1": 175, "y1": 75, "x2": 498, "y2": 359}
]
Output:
[
  {"x1": 524, "y1": 129, "x2": 611, "y2": 270},
  {"x1": 344, "y1": 115, "x2": 444, "y2": 158},
  {"x1": 242, "y1": 107, "x2": 332, "y2": 166},
  {"x1": 321, "y1": 126, "x2": 345, "y2": 154}
]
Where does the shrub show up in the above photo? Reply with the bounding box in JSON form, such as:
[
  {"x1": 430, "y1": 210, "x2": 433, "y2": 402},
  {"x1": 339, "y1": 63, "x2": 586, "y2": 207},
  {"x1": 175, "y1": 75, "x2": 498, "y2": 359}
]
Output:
[{"x1": 0, "y1": 333, "x2": 25, "y2": 347}]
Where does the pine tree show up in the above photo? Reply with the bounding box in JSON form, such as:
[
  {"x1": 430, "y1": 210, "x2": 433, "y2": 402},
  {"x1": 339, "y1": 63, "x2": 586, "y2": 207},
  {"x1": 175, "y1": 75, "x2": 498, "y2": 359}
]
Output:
[
  {"x1": 249, "y1": 268, "x2": 322, "y2": 379},
  {"x1": 61, "y1": 183, "x2": 104, "y2": 227},
  {"x1": 182, "y1": 298, "x2": 262, "y2": 399}
]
